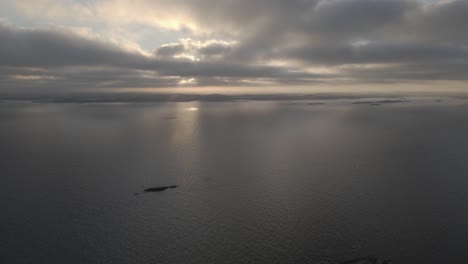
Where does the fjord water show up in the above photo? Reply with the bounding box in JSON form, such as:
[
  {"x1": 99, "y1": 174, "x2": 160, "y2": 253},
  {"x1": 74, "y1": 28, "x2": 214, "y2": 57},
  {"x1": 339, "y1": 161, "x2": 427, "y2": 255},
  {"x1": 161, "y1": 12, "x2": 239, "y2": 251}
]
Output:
[{"x1": 1, "y1": 99, "x2": 468, "y2": 264}]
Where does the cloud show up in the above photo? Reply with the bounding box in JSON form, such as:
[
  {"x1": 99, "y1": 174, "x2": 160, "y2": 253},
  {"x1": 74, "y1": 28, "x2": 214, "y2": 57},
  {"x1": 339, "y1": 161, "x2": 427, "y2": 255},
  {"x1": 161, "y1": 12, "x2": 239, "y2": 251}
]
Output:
[
  {"x1": 284, "y1": 42, "x2": 468, "y2": 65},
  {"x1": 156, "y1": 39, "x2": 237, "y2": 61},
  {"x1": 0, "y1": 22, "x2": 146, "y2": 68},
  {"x1": 0, "y1": 22, "x2": 326, "y2": 91},
  {"x1": 1, "y1": 0, "x2": 468, "y2": 92}
]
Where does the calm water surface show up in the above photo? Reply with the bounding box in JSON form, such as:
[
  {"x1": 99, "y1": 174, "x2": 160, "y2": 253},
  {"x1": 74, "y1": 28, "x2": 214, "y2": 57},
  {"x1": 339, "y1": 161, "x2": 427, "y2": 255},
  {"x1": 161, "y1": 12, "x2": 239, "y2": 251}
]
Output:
[{"x1": 1, "y1": 99, "x2": 468, "y2": 264}]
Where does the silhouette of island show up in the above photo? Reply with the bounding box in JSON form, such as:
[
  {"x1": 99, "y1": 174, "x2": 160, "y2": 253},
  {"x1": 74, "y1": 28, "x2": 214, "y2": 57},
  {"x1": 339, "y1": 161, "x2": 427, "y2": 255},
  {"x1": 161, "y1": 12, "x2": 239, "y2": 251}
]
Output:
[
  {"x1": 352, "y1": 99, "x2": 409, "y2": 106},
  {"x1": 144, "y1": 185, "x2": 178, "y2": 192}
]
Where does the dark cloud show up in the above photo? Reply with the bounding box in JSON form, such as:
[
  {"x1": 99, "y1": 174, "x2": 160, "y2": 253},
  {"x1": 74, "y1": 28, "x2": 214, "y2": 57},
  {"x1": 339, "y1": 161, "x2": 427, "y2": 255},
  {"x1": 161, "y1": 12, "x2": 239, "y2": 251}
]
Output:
[
  {"x1": 303, "y1": 0, "x2": 414, "y2": 40},
  {"x1": 0, "y1": 23, "x2": 145, "y2": 68},
  {"x1": 284, "y1": 42, "x2": 468, "y2": 65},
  {"x1": 156, "y1": 43, "x2": 185, "y2": 58},
  {"x1": 343, "y1": 61, "x2": 468, "y2": 82},
  {"x1": 407, "y1": 0, "x2": 468, "y2": 41},
  {"x1": 199, "y1": 42, "x2": 233, "y2": 57}
]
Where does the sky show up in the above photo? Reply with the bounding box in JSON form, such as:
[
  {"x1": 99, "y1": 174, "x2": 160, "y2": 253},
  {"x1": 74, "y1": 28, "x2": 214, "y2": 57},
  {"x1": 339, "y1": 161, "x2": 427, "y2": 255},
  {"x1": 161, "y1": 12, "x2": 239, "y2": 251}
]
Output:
[{"x1": 0, "y1": 0, "x2": 467, "y2": 93}]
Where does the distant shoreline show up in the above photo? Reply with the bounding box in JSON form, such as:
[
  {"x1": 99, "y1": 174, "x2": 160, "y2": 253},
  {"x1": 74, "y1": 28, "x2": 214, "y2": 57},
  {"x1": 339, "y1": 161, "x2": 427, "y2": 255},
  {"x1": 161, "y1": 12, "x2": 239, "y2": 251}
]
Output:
[{"x1": 0, "y1": 92, "x2": 464, "y2": 104}]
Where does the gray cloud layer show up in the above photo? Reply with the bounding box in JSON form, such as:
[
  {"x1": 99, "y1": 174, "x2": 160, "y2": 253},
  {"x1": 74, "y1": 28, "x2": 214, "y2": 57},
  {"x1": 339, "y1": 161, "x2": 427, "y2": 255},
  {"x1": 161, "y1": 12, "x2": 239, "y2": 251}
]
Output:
[{"x1": 1, "y1": 0, "x2": 468, "y2": 92}]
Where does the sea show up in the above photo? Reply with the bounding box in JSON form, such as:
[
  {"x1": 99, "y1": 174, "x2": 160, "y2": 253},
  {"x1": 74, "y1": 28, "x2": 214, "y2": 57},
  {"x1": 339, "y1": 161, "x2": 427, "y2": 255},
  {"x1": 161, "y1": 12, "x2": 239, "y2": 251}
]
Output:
[{"x1": 1, "y1": 96, "x2": 468, "y2": 264}]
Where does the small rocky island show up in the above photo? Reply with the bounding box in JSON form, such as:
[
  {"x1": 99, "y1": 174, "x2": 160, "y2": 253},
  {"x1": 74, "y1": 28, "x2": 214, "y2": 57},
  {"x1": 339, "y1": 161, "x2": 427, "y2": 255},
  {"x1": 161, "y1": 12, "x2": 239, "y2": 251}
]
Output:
[
  {"x1": 144, "y1": 185, "x2": 178, "y2": 192},
  {"x1": 134, "y1": 185, "x2": 179, "y2": 195}
]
